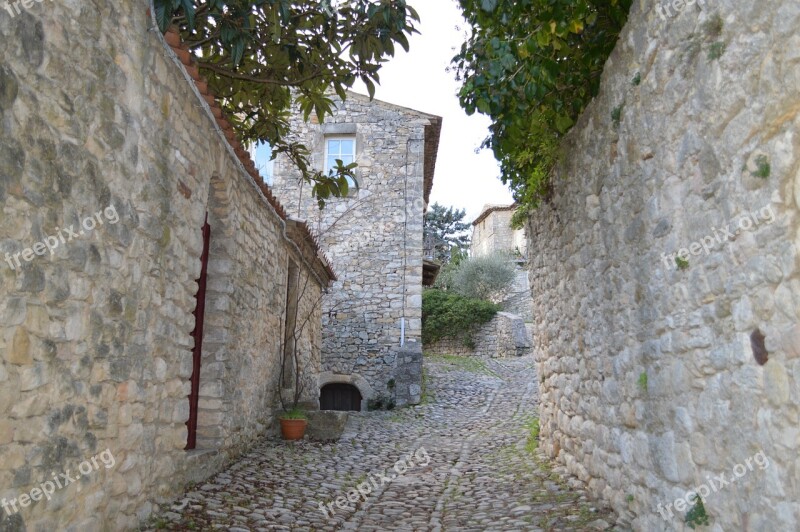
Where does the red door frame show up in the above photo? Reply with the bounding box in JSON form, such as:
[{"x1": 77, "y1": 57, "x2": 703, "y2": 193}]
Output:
[{"x1": 186, "y1": 214, "x2": 211, "y2": 450}]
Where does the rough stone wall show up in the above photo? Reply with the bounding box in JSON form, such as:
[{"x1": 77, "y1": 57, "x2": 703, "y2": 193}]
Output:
[
  {"x1": 393, "y1": 345, "x2": 423, "y2": 407},
  {"x1": 425, "y1": 312, "x2": 531, "y2": 359},
  {"x1": 500, "y1": 265, "x2": 533, "y2": 322},
  {"x1": 272, "y1": 94, "x2": 435, "y2": 402},
  {"x1": 0, "y1": 4, "x2": 323, "y2": 530},
  {"x1": 527, "y1": 1, "x2": 800, "y2": 530}
]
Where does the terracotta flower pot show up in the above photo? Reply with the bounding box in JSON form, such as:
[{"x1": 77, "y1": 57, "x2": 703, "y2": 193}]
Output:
[{"x1": 280, "y1": 419, "x2": 307, "y2": 440}]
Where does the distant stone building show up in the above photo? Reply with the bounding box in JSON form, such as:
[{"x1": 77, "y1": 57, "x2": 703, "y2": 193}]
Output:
[
  {"x1": 470, "y1": 204, "x2": 532, "y2": 322},
  {"x1": 470, "y1": 204, "x2": 527, "y2": 258},
  {"x1": 0, "y1": 11, "x2": 331, "y2": 530},
  {"x1": 272, "y1": 92, "x2": 442, "y2": 409}
]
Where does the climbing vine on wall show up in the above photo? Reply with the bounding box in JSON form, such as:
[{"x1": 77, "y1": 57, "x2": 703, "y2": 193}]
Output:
[{"x1": 452, "y1": 0, "x2": 632, "y2": 226}]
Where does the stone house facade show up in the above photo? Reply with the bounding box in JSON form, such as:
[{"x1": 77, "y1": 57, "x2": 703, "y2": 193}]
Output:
[
  {"x1": 470, "y1": 204, "x2": 527, "y2": 259},
  {"x1": 0, "y1": 7, "x2": 331, "y2": 530},
  {"x1": 272, "y1": 93, "x2": 442, "y2": 408}
]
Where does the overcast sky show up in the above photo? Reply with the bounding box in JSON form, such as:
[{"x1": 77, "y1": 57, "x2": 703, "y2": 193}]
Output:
[{"x1": 353, "y1": 0, "x2": 513, "y2": 223}]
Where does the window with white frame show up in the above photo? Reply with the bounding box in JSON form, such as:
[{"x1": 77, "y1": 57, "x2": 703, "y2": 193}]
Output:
[{"x1": 324, "y1": 137, "x2": 358, "y2": 195}]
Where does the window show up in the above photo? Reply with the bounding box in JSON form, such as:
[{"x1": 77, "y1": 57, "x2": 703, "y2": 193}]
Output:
[{"x1": 324, "y1": 137, "x2": 358, "y2": 195}]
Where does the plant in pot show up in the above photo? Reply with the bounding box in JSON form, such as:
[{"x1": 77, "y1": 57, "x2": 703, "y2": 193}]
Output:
[
  {"x1": 279, "y1": 406, "x2": 308, "y2": 441},
  {"x1": 277, "y1": 267, "x2": 325, "y2": 441}
]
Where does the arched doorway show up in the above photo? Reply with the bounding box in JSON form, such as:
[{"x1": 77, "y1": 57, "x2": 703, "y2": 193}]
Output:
[{"x1": 320, "y1": 383, "x2": 363, "y2": 411}]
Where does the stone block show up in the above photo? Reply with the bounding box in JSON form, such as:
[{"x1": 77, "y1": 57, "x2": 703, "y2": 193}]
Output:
[
  {"x1": 306, "y1": 411, "x2": 349, "y2": 441},
  {"x1": 6, "y1": 327, "x2": 31, "y2": 365}
]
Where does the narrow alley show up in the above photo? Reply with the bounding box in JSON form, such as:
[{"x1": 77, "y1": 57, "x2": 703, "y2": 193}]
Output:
[{"x1": 148, "y1": 356, "x2": 617, "y2": 531}]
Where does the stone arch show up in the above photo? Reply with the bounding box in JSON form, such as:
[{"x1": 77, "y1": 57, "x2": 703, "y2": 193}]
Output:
[
  {"x1": 318, "y1": 372, "x2": 374, "y2": 412},
  {"x1": 192, "y1": 172, "x2": 236, "y2": 449}
]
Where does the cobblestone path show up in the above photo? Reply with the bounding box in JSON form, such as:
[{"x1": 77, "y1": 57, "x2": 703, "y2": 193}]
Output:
[{"x1": 147, "y1": 355, "x2": 618, "y2": 531}]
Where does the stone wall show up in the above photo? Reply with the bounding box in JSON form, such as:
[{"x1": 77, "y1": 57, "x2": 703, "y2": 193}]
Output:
[
  {"x1": 0, "y1": 5, "x2": 326, "y2": 530},
  {"x1": 425, "y1": 312, "x2": 531, "y2": 359},
  {"x1": 499, "y1": 264, "x2": 533, "y2": 322},
  {"x1": 272, "y1": 94, "x2": 440, "y2": 404},
  {"x1": 527, "y1": 1, "x2": 800, "y2": 530}
]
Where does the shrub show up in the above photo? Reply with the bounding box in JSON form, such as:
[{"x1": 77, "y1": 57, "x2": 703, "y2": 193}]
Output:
[
  {"x1": 422, "y1": 289, "x2": 500, "y2": 346},
  {"x1": 450, "y1": 254, "x2": 516, "y2": 301}
]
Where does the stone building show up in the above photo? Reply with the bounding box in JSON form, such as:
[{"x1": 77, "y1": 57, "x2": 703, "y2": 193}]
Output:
[
  {"x1": 0, "y1": 8, "x2": 331, "y2": 530},
  {"x1": 470, "y1": 203, "x2": 527, "y2": 258},
  {"x1": 470, "y1": 204, "x2": 532, "y2": 322},
  {"x1": 272, "y1": 93, "x2": 442, "y2": 409}
]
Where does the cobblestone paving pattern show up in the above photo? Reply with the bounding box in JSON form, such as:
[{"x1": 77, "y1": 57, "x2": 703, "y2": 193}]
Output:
[{"x1": 145, "y1": 355, "x2": 620, "y2": 531}]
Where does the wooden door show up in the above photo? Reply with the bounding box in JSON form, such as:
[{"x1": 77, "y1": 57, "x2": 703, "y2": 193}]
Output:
[
  {"x1": 320, "y1": 383, "x2": 362, "y2": 411},
  {"x1": 186, "y1": 215, "x2": 211, "y2": 450}
]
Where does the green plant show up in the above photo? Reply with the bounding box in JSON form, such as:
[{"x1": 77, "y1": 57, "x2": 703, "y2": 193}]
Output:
[
  {"x1": 422, "y1": 289, "x2": 499, "y2": 345},
  {"x1": 675, "y1": 256, "x2": 690, "y2": 270},
  {"x1": 444, "y1": 253, "x2": 516, "y2": 300},
  {"x1": 419, "y1": 366, "x2": 433, "y2": 405},
  {"x1": 631, "y1": 72, "x2": 641, "y2": 86},
  {"x1": 424, "y1": 203, "x2": 472, "y2": 264},
  {"x1": 153, "y1": 0, "x2": 419, "y2": 207},
  {"x1": 707, "y1": 42, "x2": 726, "y2": 60},
  {"x1": 626, "y1": 494, "x2": 635, "y2": 503},
  {"x1": 637, "y1": 372, "x2": 648, "y2": 393},
  {"x1": 752, "y1": 155, "x2": 771, "y2": 178},
  {"x1": 367, "y1": 394, "x2": 396, "y2": 411},
  {"x1": 611, "y1": 104, "x2": 624, "y2": 127},
  {"x1": 525, "y1": 417, "x2": 540, "y2": 454},
  {"x1": 453, "y1": 0, "x2": 633, "y2": 213},
  {"x1": 685, "y1": 494, "x2": 710, "y2": 529},
  {"x1": 280, "y1": 407, "x2": 308, "y2": 420},
  {"x1": 387, "y1": 379, "x2": 396, "y2": 390}
]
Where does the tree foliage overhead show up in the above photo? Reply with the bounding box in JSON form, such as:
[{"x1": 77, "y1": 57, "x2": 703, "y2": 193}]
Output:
[
  {"x1": 153, "y1": 0, "x2": 419, "y2": 206},
  {"x1": 452, "y1": 0, "x2": 632, "y2": 226},
  {"x1": 423, "y1": 202, "x2": 471, "y2": 264}
]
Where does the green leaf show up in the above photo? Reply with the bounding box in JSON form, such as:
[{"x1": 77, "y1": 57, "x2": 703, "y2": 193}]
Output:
[
  {"x1": 555, "y1": 114, "x2": 573, "y2": 133},
  {"x1": 179, "y1": 0, "x2": 195, "y2": 29},
  {"x1": 153, "y1": 0, "x2": 172, "y2": 32}
]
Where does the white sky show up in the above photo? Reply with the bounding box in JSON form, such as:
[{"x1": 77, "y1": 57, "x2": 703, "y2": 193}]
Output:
[{"x1": 353, "y1": 0, "x2": 513, "y2": 223}]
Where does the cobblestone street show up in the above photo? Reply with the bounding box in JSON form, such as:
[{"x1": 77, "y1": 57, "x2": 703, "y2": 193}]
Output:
[{"x1": 149, "y1": 356, "x2": 618, "y2": 531}]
